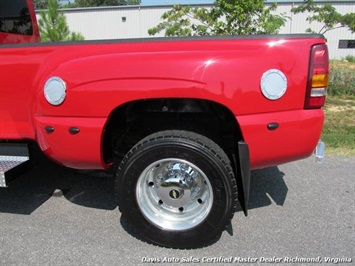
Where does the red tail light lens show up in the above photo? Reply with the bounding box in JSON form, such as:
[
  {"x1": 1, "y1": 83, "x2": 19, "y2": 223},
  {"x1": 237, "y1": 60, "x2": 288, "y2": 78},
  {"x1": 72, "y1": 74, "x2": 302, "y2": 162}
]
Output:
[{"x1": 305, "y1": 44, "x2": 329, "y2": 109}]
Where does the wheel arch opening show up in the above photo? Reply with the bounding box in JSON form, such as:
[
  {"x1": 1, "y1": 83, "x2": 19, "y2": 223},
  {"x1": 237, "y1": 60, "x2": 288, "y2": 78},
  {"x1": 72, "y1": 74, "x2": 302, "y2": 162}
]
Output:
[{"x1": 102, "y1": 98, "x2": 244, "y2": 167}]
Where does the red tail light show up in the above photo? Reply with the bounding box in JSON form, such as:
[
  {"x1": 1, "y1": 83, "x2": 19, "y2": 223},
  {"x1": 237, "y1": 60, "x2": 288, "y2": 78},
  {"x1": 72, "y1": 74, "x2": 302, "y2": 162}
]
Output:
[{"x1": 305, "y1": 44, "x2": 329, "y2": 109}]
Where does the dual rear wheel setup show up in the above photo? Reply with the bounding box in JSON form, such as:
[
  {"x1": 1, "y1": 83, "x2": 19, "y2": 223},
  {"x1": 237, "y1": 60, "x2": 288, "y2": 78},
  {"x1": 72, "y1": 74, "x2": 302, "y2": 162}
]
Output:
[{"x1": 115, "y1": 130, "x2": 238, "y2": 248}]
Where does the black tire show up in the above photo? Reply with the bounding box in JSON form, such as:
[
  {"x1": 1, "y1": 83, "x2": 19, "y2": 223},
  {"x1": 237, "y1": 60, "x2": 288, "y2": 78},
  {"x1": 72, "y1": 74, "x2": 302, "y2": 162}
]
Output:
[{"x1": 115, "y1": 130, "x2": 237, "y2": 248}]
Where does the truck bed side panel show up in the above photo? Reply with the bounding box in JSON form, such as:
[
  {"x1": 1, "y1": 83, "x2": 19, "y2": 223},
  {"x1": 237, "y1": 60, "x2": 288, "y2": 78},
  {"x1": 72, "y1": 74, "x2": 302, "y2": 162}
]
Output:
[{"x1": 0, "y1": 36, "x2": 325, "y2": 168}]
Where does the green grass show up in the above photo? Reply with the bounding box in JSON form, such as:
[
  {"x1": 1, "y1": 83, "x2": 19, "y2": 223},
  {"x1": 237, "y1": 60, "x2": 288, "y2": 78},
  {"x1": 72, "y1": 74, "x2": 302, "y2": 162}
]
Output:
[
  {"x1": 328, "y1": 60, "x2": 355, "y2": 96},
  {"x1": 321, "y1": 60, "x2": 355, "y2": 156},
  {"x1": 322, "y1": 96, "x2": 355, "y2": 156}
]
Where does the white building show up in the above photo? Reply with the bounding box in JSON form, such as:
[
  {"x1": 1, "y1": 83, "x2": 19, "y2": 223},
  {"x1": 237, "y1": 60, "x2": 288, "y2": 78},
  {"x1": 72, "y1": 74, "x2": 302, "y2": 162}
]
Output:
[{"x1": 37, "y1": 1, "x2": 355, "y2": 59}]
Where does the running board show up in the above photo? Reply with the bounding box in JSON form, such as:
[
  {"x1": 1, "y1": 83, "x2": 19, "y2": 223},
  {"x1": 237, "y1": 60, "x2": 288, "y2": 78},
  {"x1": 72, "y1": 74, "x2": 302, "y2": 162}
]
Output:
[{"x1": 0, "y1": 144, "x2": 30, "y2": 187}]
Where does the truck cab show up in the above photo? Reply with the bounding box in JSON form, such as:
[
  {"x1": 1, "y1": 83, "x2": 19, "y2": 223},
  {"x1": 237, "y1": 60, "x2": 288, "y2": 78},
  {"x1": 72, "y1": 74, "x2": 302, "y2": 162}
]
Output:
[{"x1": 0, "y1": 0, "x2": 40, "y2": 45}]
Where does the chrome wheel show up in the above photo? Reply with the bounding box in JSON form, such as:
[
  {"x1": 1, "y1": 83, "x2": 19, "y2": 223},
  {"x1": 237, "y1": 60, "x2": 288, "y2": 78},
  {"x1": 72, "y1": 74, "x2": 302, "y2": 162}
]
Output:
[{"x1": 136, "y1": 158, "x2": 213, "y2": 231}]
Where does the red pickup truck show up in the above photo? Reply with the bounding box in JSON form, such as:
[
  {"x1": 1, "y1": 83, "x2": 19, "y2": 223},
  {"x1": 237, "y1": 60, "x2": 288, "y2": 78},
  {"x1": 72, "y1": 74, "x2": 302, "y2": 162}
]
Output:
[{"x1": 0, "y1": 0, "x2": 328, "y2": 248}]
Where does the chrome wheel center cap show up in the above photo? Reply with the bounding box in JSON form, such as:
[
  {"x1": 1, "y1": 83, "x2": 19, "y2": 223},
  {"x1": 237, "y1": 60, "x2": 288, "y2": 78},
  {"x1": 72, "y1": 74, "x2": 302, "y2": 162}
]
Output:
[{"x1": 156, "y1": 174, "x2": 192, "y2": 207}]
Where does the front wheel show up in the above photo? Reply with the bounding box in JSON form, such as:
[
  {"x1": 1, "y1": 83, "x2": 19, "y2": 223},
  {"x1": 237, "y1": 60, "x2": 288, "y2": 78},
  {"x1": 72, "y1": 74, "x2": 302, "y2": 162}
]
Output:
[{"x1": 115, "y1": 130, "x2": 237, "y2": 248}]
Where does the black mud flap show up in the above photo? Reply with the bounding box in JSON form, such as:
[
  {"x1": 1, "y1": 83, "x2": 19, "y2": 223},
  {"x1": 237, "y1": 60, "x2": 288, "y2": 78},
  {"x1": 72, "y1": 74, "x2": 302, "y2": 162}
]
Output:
[{"x1": 234, "y1": 141, "x2": 250, "y2": 216}]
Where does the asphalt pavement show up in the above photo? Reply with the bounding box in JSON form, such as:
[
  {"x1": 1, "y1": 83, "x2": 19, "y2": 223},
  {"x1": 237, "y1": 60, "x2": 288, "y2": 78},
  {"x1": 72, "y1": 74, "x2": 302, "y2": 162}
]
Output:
[{"x1": 0, "y1": 151, "x2": 354, "y2": 265}]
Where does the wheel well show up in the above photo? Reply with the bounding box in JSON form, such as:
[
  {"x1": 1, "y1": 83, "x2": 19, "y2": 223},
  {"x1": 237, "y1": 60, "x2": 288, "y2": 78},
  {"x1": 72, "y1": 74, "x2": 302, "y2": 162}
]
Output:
[{"x1": 102, "y1": 98, "x2": 243, "y2": 166}]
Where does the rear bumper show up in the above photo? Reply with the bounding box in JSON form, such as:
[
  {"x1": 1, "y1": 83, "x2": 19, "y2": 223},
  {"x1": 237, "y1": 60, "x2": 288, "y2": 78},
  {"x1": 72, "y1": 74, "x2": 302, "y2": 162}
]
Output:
[
  {"x1": 237, "y1": 109, "x2": 324, "y2": 169},
  {"x1": 34, "y1": 116, "x2": 109, "y2": 169}
]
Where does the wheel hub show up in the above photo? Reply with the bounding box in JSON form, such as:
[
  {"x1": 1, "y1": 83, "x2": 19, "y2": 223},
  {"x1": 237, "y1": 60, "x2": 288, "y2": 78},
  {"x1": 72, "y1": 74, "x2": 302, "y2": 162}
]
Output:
[{"x1": 156, "y1": 166, "x2": 195, "y2": 207}]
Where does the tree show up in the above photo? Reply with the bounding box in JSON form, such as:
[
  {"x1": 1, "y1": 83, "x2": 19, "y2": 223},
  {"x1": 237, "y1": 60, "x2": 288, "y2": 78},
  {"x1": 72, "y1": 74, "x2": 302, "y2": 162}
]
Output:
[
  {"x1": 38, "y1": 0, "x2": 84, "y2": 41},
  {"x1": 35, "y1": 0, "x2": 141, "y2": 9},
  {"x1": 127, "y1": 0, "x2": 141, "y2": 4},
  {"x1": 33, "y1": 0, "x2": 48, "y2": 9},
  {"x1": 73, "y1": 0, "x2": 140, "y2": 7},
  {"x1": 148, "y1": 0, "x2": 287, "y2": 37},
  {"x1": 291, "y1": 0, "x2": 355, "y2": 34}
]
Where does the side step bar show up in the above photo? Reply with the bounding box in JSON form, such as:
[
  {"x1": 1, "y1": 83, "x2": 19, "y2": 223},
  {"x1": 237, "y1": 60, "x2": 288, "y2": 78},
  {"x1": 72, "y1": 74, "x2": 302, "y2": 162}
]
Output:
[{"x1": 0, "y1": 144, "x2": 30, "y2": 187}]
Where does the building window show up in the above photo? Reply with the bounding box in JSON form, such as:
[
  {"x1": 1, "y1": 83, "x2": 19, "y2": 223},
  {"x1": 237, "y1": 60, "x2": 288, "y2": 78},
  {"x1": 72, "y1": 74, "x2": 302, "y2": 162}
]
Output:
[
  {"x1": 122, "y1": 17, "x2": 126, "y2": 22},
  {"x1": 339, "y1": 40, "x2": 355, "y2": 49}
]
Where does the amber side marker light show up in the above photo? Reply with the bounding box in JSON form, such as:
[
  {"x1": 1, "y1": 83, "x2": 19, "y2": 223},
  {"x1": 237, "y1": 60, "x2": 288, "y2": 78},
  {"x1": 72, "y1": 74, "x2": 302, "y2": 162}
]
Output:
[{"x1": 305, "y1": 44, "x2": 329, "y2": 109}]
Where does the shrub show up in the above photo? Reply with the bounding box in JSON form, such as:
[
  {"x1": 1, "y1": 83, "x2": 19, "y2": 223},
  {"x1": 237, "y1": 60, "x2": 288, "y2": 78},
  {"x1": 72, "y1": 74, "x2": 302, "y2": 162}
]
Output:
[{"x1": 345, "y1": 55, "x2": 355, "y2": 63}]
